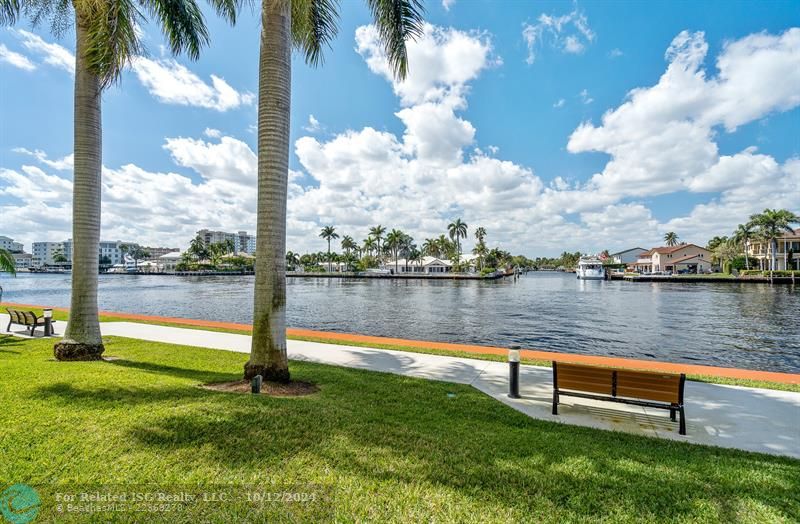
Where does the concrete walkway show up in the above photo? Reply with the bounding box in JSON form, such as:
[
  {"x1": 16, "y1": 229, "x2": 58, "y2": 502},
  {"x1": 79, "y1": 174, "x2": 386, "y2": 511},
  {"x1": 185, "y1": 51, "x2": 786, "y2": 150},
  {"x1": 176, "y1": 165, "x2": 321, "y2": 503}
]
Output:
[{"x1": 4, "y1": 316, "x2": 799, "y2": 458}]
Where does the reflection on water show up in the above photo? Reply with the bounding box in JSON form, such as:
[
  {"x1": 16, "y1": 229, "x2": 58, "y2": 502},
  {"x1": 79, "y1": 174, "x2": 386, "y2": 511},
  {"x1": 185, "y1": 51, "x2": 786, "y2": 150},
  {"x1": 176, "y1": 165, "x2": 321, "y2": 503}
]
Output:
[{"x1": 2, "y1": 272, "x2": 798, "y2": 372}]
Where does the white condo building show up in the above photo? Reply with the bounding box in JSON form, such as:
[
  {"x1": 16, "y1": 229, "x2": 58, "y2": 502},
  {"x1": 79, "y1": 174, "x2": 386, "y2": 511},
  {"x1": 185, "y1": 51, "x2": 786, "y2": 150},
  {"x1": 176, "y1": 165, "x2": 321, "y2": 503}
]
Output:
[
  {"x1": 32, "y1": 239, "x2": 133, "y2": 267},
  {"x1": 0, "y1": 235, "x2": 23, "y2": 253},
  {"x1": 197, "y1": 229, "x2": 256, "y2": 255}
]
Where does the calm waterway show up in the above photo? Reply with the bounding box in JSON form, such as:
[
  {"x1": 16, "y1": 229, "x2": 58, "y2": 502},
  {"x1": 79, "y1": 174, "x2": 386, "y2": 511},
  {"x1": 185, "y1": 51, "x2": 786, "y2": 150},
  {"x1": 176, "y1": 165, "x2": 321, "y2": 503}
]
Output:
[{"x1": 2, "y1": 272, "x2": 798, "y2": 373}]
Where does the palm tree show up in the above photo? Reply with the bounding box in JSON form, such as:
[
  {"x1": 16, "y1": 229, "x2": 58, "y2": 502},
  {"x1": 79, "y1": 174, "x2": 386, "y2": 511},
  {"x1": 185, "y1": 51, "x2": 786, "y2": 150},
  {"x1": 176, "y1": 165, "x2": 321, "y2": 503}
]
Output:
[
  {"x1": 732, "y1": 223, "x2": 754, "y2": 270},
  {"x1": 341, "y1": 235, "x2": 356, "y2": 270},
  {"x1": 421, "y1": 238, "x2": 437, "y2": 258},
  {"x1": 448, "y1": 218, "x2": 468, "y2": 259},
  {"x1": 748, "y1": 209, "x2": 800, "y2": 277},
  {"x1": 408, "y1": 247, "x2": 422, "y2": 273},
  {"x1": 369, "y1": 225, "x2": 387, "y2": 261},
  {"x1": 189, "y1": 235, "x2": 210, "y2": 261},
  {"x1": 474, "y1": 227, "x2": 486, "y2": 244},
  {"x1": 246, "y1": 0, "x2": 423, "y2": 381},
  {"x1": 319, "y1": 226, "x2": 339, "y2": 272},
  {"x1": 385, "y1": 229, "x2": 405, "y2": 273},
  {"x1": 285, "y1": 251, "x2": 300, "y2": 271},
  {"x1": 2, "y1": 1, "x2": 238, "y2": 361},
  {"x1": 664, "y1": 232, "x2": 679, "y2": 247},
  {"x1": 362, "y1": 237, "x2": 377, "y2": 258},
  {"x1": 713, "y1": 240, "x2": 739, "y2": 274}
]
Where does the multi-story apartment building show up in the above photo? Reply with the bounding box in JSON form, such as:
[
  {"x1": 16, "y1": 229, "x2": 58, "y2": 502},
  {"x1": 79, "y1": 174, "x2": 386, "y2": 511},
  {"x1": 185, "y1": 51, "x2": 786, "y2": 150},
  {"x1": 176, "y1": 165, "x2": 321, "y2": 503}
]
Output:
[
  {"x1": 32, "y1": 239, "x2": 134, "y2": 267},
  {"x1": 197, "y1": 229, "x2": 256, "y2": 254},
  {"x1": 32, "y1": 241, "x2": 67, "y2": 267},
  {"x1": 746, "y1": 228, "x2": 800, "y2": 270},
  {"x1": 12, "y1": 252, "x2": 33, "y2": 269},
  {"x1": 0, "y1": 235, "x2": 24, "y2": 253}
]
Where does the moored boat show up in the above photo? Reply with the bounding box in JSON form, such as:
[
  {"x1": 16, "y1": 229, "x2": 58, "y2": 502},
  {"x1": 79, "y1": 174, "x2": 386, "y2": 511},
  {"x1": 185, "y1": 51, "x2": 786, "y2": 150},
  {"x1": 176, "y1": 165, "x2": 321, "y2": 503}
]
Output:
[{"x1": 576, "y1": 257, "x2": 605, "y2": 280}]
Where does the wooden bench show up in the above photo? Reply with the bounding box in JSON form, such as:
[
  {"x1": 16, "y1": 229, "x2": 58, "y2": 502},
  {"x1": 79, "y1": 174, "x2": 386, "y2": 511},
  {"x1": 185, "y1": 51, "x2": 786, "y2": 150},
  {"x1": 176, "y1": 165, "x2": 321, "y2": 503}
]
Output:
[
  {"x1": 552, "y1": 361, "x2": 686, "y2": 435},
  {"x1": 6, "y1": 308, "x2": 55, "y2": 337}
]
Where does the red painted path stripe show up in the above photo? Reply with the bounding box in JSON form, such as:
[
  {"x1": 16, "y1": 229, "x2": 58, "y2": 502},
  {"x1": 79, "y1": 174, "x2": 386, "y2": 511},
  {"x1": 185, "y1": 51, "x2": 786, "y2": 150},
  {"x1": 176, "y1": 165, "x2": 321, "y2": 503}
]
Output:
[{"x1": 3, "y1": 301, "x2": 798, "y2": 385}]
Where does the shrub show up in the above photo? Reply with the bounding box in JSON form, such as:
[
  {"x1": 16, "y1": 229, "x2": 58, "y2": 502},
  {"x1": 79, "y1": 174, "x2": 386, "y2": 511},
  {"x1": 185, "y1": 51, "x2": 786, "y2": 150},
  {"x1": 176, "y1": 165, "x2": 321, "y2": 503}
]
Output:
[{"x1": 480, "y1": 267, "x2": 497, "y2": 276}]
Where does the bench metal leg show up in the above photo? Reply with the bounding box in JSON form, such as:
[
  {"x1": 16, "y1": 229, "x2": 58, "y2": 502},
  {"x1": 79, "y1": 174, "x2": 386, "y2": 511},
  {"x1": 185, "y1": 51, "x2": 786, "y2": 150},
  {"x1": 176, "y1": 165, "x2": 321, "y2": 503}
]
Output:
[
  {"x1": 6, "y1": 320, "x2": 10, "y2": 332},
  {"x1": 670, "y1": 407, "x2": 676, "y2": 422},
  {"x1": 552, "y1": 391, "x2": 559, "y2": 415},
  {"x1": 679, "y1": 406, "x2": 686, "y2": 435}
]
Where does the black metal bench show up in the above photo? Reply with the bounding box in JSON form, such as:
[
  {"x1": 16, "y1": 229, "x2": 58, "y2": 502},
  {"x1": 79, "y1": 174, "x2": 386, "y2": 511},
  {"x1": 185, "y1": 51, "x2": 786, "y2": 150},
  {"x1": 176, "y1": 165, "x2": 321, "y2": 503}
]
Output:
[
  {"x1": 6, "y1": 308, "x2": 55, "y2": 337},
  {"x1": 552, "y1": 361, "x2": 687, "y2": 435}
]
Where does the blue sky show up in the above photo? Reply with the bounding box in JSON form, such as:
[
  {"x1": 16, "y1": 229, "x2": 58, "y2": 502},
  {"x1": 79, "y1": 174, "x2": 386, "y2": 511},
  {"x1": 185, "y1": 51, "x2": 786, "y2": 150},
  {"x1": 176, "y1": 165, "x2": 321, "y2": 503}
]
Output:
[{"x1": 1, "y1": 0, "x2": 798, "y2": 256}]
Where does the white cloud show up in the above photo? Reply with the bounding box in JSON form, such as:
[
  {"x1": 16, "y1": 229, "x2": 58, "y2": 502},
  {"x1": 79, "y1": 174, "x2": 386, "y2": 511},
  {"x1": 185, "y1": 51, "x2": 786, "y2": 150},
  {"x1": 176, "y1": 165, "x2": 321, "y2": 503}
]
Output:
[
  {"x1": 131, "y1": 57, "x2": 254, "y2": 111},
  {"x1": 12, "y1": 148, "x2": 73, "y2": 170},
  {"x1": 579, "y1": 89, "x2": 593, "y2": 104},
  {"x1": 442, "y1": 0, "x2": 456, "y2": 11},
  {"x1": 355, "y1": 22, "x2": 500, "y2": 106},
  {"x1": 15, "y1": 29, "x2": 74, "y2": 74},
  {"x1": 0, "y1": 43, "x2": 36, "y2": 71},
  {"x1": 303, "y1": 115, "x2": 322, "y2": 133},
  {"x1": 609, "y1": 48, "x2": 623, "y2": 58},
  {"x1": 522, "y1": 6, "x2": 595, "y2": 64},
  {"x1": 203, "y1": 128, "x2": 222, "y2": 138},
  {"x1": 553, "y1": 98, "x2": 565, "y2": 108}
]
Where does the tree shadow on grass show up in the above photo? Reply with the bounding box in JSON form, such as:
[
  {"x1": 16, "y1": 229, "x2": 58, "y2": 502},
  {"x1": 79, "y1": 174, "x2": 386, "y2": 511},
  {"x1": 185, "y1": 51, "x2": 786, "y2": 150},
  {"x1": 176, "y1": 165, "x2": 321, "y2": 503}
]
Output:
[
  {"x1": 103, "y1": 358, "x2": 238, "y2": 384},
  {"x1": 36, "y1": 382, "x2": 213, "y2": 407},
  {"x1": 121, "y1": 363, "x2": 800, "y2": 522},
  {"x1": 0, "y1": 335, "x2": 25, "y2": 353}
]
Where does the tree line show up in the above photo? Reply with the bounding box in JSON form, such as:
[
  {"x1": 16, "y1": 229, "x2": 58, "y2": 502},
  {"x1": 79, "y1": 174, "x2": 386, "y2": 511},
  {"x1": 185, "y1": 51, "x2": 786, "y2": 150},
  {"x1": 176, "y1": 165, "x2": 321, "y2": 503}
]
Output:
[{"x1": 296, "y1": 220, "x2": 534, "y2": 275}]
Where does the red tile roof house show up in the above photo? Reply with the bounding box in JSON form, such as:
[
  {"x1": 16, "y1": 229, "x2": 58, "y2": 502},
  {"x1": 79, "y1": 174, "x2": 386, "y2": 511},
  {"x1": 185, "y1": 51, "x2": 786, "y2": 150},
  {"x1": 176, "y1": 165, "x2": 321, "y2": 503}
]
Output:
[{"x1": 629, "y1": 244, "x2": 713, "y2": 274}]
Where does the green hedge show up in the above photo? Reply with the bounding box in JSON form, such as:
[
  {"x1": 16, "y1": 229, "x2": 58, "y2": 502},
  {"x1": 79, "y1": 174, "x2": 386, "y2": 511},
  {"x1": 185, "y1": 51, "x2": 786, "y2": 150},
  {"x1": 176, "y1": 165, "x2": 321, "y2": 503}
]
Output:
[{"x1": 740, "y1": 269, "x2": 800, "y2": 277}]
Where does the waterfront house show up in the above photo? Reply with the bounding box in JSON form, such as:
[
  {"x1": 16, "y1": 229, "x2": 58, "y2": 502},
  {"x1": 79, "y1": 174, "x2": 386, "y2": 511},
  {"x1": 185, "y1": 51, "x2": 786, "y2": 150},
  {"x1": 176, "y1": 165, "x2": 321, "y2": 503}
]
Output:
[
  {"x1": 610, "y1": 247, "x2": 648, "y2": 265},
  {"x1": 630, "y1": 244, "x2": 713, "y2": 274},
  {"x1": 158, "y1": 251, "x2": 184, "y2": 271},
  {"x1": 381, "y1": 255, "x2": 480, "y2": 274},
  {"x1": 746, "y1": 228, "x2": 800, "y2": 270}
]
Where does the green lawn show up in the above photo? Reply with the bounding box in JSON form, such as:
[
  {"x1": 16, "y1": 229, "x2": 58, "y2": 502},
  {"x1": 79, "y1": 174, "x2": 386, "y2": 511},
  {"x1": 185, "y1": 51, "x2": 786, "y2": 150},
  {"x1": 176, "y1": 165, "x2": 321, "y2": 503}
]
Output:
[{"x1": 1, "y1": 336, "x2": 798, "y2": 522}]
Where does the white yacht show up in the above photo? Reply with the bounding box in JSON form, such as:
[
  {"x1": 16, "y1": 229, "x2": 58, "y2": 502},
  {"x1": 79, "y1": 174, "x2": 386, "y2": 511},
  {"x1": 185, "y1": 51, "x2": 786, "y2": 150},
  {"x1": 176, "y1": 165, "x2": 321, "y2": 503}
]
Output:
[{"x1": 576, "y1": 257, "x2": 605, "y2": 280}]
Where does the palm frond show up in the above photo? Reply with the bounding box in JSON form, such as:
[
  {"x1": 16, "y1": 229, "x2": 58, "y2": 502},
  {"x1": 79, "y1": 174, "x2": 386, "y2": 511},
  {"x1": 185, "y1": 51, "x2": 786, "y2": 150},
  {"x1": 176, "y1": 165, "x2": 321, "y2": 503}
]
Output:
[
  {"x1": 366, "y1": 0, "x2": 424, "y2": 80},
  {"x1": 0, "y1": 248, "x2": 16, "y2": 275},
  {"x1": 206, "y1": 0, "x2": 246, "y2": 25},
  {"x1": 141, "y1": 0, "x2": 210, "y2": 61},
  {"x1": 79, "y1": 0, "x2": 144, "y2": 87},
  {"x1": 0, "y1": 0, "x2": 23, "y2": 25},
  {"x1": 292, "y1": 0, "x2": 339, "y2": 67}
]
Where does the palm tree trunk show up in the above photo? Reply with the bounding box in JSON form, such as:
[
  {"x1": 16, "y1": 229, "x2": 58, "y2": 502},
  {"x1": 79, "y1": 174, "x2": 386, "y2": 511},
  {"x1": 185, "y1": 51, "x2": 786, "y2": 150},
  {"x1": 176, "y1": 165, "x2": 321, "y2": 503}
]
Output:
[
  {"x1": 54, "y1": 15, "x2": 104, "y2": 361},
  {"x1": 245, "y1": 0, "x2": 292, "y2": 382}
]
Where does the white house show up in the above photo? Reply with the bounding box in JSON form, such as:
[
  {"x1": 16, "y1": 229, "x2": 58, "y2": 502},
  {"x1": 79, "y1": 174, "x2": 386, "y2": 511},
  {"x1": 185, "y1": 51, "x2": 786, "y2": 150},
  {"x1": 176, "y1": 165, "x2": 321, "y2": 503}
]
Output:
[
  {"x1": 381, "y1": 255, "x2": 480, "y2": 274},
  {"x1": 158, "y1": 251, "x2": 184, "y2": 271}
]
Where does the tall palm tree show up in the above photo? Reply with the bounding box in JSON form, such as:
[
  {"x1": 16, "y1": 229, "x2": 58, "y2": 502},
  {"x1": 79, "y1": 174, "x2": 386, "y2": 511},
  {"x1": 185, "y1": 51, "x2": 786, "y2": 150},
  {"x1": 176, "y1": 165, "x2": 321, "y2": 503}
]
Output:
[
  {"x1": 2, "y1": 0, "x2": 239, "y2": 360},
  {"x1": 246, "y1": 0, "x2": 423, "y2": 381},
  {"x1": 448, "y1": 218, "x2": 468, "y2": 259},
  {"x1": 474, "y1": 227, "x2": 486, "y2": 244},
  {"x1": 319, "y1": 226, "x2": 339, "y2": 272},
  {"x1": 732, "y1": 223, "x2": 754, "y2": 270},
  {"x1": 748, "y1": 208, "x2": 800, "y2": 277},
  {"x1": 369, "y1": 225, "x2": 387, "y2": 261},
  {"x1": 341, "y1": 235, "x2": 356, "y2": 270},
  {"x1": 385, "y1": 229, "x2": 405, "y2": 273},
  {"x1": 664, "y1": 232, "x2": 679, "y2": 247},
  {"x1": 362, "y1": 237, "x2": 377, "y2": 258}
]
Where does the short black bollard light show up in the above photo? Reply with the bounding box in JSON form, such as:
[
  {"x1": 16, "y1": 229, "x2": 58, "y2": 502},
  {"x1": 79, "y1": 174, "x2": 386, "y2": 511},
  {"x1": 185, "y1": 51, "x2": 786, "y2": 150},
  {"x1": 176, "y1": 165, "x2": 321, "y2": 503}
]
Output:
[
  {"x1": 251, "y1": 374, "x2": 263, "y2": 394},
  {"x1": 43, "y1": 309, "x2": 53, "y2": 337},
  {"x1": 508, "y1": 346, "x2": 521, "y2": 399}
]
